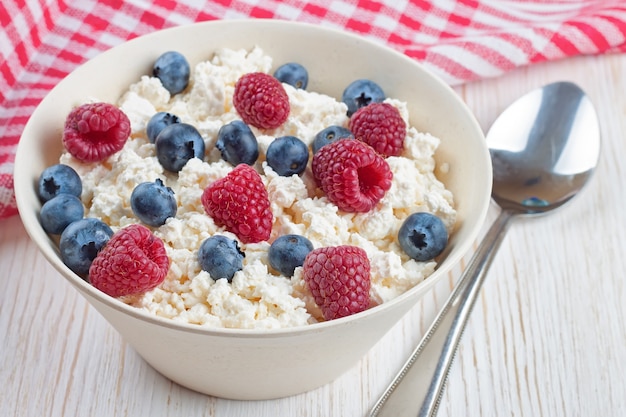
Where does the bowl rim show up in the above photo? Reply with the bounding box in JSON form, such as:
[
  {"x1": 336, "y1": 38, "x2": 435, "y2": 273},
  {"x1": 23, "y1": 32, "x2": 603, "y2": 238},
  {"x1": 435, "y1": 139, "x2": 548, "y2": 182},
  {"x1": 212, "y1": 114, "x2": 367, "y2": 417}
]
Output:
[{"x1": 15, "y1": 18, "x2": 492, "y2": 338}]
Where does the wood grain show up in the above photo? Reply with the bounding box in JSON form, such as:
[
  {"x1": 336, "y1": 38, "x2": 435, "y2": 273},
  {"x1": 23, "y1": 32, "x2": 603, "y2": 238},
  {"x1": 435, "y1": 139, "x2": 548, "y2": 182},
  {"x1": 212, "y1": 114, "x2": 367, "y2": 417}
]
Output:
[{"x1": 2, "y1": 52, "x2": 626, "y2": 417}]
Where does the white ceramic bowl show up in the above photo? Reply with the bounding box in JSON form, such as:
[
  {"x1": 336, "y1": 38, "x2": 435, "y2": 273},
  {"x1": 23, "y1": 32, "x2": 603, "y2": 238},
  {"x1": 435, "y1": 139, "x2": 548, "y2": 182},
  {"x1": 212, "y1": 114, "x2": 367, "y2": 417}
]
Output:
[{"x1": 14, "y1": 19, "x2": 491, "y2": 400}]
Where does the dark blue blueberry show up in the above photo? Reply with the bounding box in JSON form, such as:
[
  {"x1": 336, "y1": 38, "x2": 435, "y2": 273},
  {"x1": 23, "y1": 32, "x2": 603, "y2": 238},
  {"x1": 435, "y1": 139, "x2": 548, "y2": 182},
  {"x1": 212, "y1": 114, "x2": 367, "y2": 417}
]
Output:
[
  {"x1": 216, "y1": 120, "x2": 259, "y2": 166},
  {"x1": 155, "y1": 122, "x2": 205, "y2": 172},
  {"x1": 398, "y1": 212, "x2": 448, "y2": 262},
  {"x1": 266, "y1": 136, "x2": 309, "y2": 176},
  {"x1": 146, "y1": 111, "x2": 181, "y2": 143},
  {"x1": 38, "y1": 164, "x2": 82, "y2": 203},
  {"x1": 342, "y1": 79, "x2": 385, "y2": 116},
  {"x1": 130, "y1": 179, "x2": 177, "y2": 227},
  {"x1": 40, "y1": 194, "x2": 84, "y2": 234},
  {"x1": 312, "y1": 125, "x2": 354, "y2": 154},
  {"x1": 153, "y1": 51, "x2": 190, "y2": 95},
  {"x1": 273, "y1": 62, "x2": 309, "y2": 89},
  {"x1": 198, "y1": 235, "x2": 245, "y2": 282},
  {"x1": 268, "y1": 234, "x2": 313, "y2": 277},
  {"x1": 59, "y1": 218, "x2": 113, "y2": 277}
]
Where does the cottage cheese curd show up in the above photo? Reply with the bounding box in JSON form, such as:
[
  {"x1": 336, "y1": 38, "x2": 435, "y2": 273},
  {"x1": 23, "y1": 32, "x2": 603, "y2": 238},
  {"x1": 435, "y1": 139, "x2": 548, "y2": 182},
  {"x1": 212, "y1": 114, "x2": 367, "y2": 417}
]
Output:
[{"x1": 60, "y1": 47, "x2": 456, "y2": 329}]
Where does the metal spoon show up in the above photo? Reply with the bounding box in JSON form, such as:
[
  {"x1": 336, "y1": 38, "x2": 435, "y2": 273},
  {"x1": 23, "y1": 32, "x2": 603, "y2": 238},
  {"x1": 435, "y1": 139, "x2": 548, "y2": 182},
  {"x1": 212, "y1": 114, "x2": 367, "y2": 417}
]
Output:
[{"x1": 369, "y1": 81, "x2": 601, "y2": 417}]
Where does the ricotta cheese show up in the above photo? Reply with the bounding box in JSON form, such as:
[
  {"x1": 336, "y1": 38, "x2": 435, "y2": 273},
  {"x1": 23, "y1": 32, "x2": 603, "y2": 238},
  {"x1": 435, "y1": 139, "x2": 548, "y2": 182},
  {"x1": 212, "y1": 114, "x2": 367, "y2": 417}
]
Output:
[{"x1": 60, "y1": 47, "x2": 456, "y2": 329}]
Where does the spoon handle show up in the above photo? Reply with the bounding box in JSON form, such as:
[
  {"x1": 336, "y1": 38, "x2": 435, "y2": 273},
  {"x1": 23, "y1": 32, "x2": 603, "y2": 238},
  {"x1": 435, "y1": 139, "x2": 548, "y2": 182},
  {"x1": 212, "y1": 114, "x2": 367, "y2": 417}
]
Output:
[{"x1": 369, "y1": 209, "x2": 514, "y2": 417}]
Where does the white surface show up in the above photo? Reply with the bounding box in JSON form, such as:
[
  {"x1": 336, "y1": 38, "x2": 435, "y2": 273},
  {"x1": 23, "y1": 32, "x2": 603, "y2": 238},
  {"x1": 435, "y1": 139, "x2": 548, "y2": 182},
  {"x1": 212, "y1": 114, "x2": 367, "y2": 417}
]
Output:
[{"x1": 2, "y1": 51, "x2": 626, "y2": 415}]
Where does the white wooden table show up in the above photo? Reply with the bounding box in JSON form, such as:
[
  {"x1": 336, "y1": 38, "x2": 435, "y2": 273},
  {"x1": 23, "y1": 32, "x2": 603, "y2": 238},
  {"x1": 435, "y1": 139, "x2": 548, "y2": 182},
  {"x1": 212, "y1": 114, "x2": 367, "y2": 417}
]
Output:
[{"x1": 2, "y1": 51, "x2": 626, "y2": 417}]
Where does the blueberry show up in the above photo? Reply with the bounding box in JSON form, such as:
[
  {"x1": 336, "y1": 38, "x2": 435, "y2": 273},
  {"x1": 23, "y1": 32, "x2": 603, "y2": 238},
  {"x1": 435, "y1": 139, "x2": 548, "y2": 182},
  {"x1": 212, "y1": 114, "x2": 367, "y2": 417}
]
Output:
[
  {"x1": 216, "y1": 120, "x2": 259, "y2": 166},
  {"x1": 273, "y1": 62, "x2": 309, "y2": 89},
  {"x1": 146, "y1": 112, "x2": 180, "y2": 143},
  {"x1": 155, "y1": 122, "x2": 205, "y2": 172},
  {"x1": 38, "y1": 164, "x2": 82, "y2": 203},
  {"x1": 268, "y1": 234, "x2": 313, "y2": 277},
  {"x1": 130, "y1": 179, "x2": 177, "y2": 227},
  {"x1": 312, "y1": 125, "x2": 354, "y2": 154},
  {"x1": 342, "y1": 79, "x2": 385, "y2": 116},
  {"x1": 198, "y1": 235, "x2": 245, "y2": 282},
  {"x1": 59, "y1": 218, "x2": 113, "y2": 276},
  {"x1": 40, "y1": 194, "x2": 85, "y2": 234},
  {"x1": 398, "y1": 212, "x2": 448, "y2": 262},
  {"x1": 153, "y1": 51, "x2": 190, "y2": 95},
  {"x1": 266, "y1": 136, "x2": 309, "y2": 176}
]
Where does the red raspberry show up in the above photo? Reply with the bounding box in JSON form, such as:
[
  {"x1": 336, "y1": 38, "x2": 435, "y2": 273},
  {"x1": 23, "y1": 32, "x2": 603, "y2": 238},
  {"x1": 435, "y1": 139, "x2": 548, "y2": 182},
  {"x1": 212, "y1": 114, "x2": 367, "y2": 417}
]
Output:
[
  {"x1": 62, "y1": 102, "x2": 131, "y2": 163},
  {"x1": 349, "y1": 102, "x2": 406, "y2": 157},
  {"x1": 233, "y1": 72, "x2": 290, "y2": 129},
  {"x1": 312, "y1": 139, "x2": 392, "y2": 213},
  {"x1": 89, "y1": 224, "x2": 170, "y2": 297},
  {"x1": 303, "y1": 245, "x2": 371, "y2": 321},
  {"x1": 201, "y1": 164, "x2": 273, "y2": 243}
]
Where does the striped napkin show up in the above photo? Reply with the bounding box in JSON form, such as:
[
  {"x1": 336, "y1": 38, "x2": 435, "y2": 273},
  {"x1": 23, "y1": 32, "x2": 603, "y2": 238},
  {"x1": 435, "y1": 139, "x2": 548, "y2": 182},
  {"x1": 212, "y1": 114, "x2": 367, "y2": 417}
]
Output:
[{"x1": 2, "y1": 0, "x2": 625, "y2": 219}]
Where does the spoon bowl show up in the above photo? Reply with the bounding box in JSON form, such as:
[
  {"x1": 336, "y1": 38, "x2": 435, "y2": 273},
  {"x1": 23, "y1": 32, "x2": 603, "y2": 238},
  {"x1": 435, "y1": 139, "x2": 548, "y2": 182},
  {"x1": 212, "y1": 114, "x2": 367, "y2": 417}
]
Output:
[
  {"x1": 370, "y1": 81, "x2": 600, "y2": 417},
  {"x1": 490, "y1": 81, "x2": 600, "y2": 213}
]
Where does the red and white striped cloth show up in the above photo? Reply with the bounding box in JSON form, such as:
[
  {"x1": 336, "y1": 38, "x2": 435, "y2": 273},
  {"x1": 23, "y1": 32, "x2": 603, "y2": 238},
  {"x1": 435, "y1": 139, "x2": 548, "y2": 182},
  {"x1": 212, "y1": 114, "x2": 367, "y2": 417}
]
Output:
[{"x1": 2, "y1": 0, "x2": 625, "y2": 219}]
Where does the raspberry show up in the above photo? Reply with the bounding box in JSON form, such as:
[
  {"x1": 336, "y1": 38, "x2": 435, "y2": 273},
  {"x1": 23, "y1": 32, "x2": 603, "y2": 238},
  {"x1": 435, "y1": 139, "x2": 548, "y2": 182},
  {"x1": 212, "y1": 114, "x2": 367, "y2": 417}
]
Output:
[
  {"x1": 89, "y1": 224, "x2": 170, "y2": 297},
  {"x1": 63, "y1": 102, "x2": 131, "y2": 163},
  {"x1": 201, "y1": 164, "x2": 273, "y2": 243},
  {"x1": 312, "y1": 139, "x2": 392, "y2": 213},
  {"x1": 349, "y1": 102, "x2": 406, "y2": 157},
  {"x1": 233, "y1": 72, "x2": 290, "y2": 129},
  {"x1": 303, "y1": 245, "x2": 371, "y2": 320}
]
